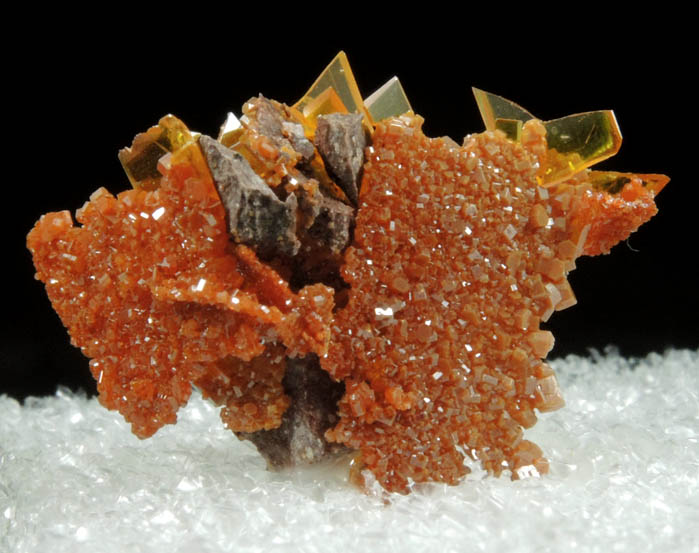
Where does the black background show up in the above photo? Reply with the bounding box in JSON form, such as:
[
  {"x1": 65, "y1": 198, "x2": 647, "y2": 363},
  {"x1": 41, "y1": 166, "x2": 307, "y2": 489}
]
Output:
[{"x1": 4, "y1": 18, "x2": 695, "y2": 400}]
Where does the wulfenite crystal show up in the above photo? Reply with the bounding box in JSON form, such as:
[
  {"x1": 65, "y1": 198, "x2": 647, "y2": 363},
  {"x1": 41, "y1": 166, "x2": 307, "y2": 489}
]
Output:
[
  {"x1": 363, "y1": 76, "x2": 413, "y2": 123},
  {"x1": 118, "y1": 115, "x2": 193, "y2": 191},
  {"x1": 473, "y1": 87, "x2": 625, "y2": 186},
  {"x1": 28, "y1": 52, "x2": 667, "y2": 494},
  {"x1": 293, "y1": 51, "x2": 371, "y2": 127}
]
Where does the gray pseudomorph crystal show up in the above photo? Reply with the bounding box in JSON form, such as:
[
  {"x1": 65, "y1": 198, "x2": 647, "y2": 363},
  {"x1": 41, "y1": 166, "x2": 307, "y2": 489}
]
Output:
[
  {"x1": 314, "y1": 113, "x2": 367, "y2": 205},
  {"x1": 199, "y1": 134, "x2": 300, "y2": 257}
]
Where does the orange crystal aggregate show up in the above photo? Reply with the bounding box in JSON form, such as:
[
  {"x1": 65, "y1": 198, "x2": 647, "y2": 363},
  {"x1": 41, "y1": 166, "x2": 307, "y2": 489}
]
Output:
[
  {"x1": 321, "y1": 115, "x2": 660, "y2": 492},
  {"x1": 27, "y1": 142, "x2": 333, "y2": 438},
  {"x1": 27, "y1": 53, "x2": 667, "y2": 493}
]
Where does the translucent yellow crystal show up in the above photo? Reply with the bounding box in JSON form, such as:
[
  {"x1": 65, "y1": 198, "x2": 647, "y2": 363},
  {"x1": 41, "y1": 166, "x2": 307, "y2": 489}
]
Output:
[
  {"x1": 364, "y1": 76, "x2": 413, "y2": 122},
  {"x1": 494, "y1": 118, "x2": 523, "y2": 142},
  {"x1": 293, "y1": 51, "x2": 372, "y2": 127},
  {"x1": 229, "y1": 135, "x2": 278, "y2": 185},
  {"x1": 172, "y1": 138, "x2": 211, "y2": 180},
  {"x1": 118, "y1": 115, "x2": 193, "y2": 191},
  {"x1": 218, "y1": 112, "x2": 244, "y2": 148},
  {"x1": 542, "y1": 111, "x2": 622, "y2": 185},
  {"x1": 472, "y1": 88, "x2": 623, "y2": 186},
  {"x1": 301, "y1": 87, "x2": 349, "y2": 133},
  {"x1": 472, "y1": 87, "x2": 534, "y2": 131}
]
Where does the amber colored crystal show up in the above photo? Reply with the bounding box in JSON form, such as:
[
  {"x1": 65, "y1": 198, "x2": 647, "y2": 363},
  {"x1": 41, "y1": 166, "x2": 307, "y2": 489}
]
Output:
[
  {"x1": 542, "y1": 111, "x2": 622, "y2": 185},
  {"x1": 293, "y1": 51, "x2": 373, "y2": 129},
  {"x1": 473, "y1": 88, "x2": 623, "y2": 186},
  {"x1": 118, "y1": 115, "x2": 193, "y2": 190},
  {"x1": 364, "y1": 76, "x2": 413, "y2": 123},
  {"x1": 473, "y1": 87, "x2": 534, "y2": 129},
  {"x1": 301, "y1": 87, "x2": 349, "y2": 132},
  {"x1": 218, "y1": 112, "x2": 244, "y2": 148},
  {"x1": 495, "y1": 118, "x2": 523, "y2": 142}
]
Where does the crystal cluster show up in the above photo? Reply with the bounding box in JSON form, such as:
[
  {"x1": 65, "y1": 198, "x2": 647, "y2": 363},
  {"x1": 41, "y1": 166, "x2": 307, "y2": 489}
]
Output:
[{"x1": 27, "y1": 52, "x2": 667, "y2": 493}]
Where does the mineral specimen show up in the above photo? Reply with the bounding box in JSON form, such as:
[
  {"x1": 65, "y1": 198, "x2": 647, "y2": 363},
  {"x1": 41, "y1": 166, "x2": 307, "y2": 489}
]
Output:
[{"x1": 27, "y1": 51, "x2": 667, "y2": 494}]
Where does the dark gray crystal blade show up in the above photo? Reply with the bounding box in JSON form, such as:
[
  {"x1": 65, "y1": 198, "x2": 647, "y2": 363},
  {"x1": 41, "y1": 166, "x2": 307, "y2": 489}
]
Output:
[
  {"x1": 314, "y1": 113, "x2": 366, "y2": 205},
  {"x1": 199, "y1": 134, "x2": 300, "y2": 257}
]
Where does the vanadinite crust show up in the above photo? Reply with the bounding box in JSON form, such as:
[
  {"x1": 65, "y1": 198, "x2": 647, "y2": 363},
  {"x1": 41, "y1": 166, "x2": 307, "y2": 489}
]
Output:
[
  {"x1": 27, "y1": 52, "x2": 667, "y2": 494},
  {"x1": 321, "y1": 116, "x2": 658, "y2": 492},
  {"x1": 27, "y1": 143, "x2": 334, "y2": 438}
]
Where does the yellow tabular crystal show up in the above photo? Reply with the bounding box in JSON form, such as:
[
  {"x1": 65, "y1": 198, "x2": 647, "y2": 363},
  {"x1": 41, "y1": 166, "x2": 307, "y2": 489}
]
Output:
[
  {"x1": 293, "y1": 51, "x2": 372, "y2": 128},
  {"x1": 473, "y1": 87, "x2": 534, "y2": 130},
  {"x1": 473, "y1": 89, "x2": 623, "y2": 186},
  {"x1": 364, "y1": 76, "x2": 413, "y2": 122},
  {"x1": 118, "y1": 115, "x2": 193, "y2": 190},
  {"x1": 218, "y1": 112, "x2": 244, "y2": 148},
  {"x1": 542, "y1": 111, "x2": 622, "y2": 185},
  {"x1": 495, "y1": 118, "x2": 523, "y2": 142}
]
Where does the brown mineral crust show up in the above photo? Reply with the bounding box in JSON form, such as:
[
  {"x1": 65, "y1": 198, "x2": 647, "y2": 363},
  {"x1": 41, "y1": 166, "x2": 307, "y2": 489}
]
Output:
[
  {"x1": 217, "y1": 98, "x2": 357, "y2": 286},
  {"x1": 244, "y1": 95, "x2": 315, "y2": 163},
  {"x1": 236, "y1": 354, "x2": 347, "y2": 468},
  {"x1": 27, "y1": 141, "x2": 334, "y2": 438},
  {"x1": 296, "y1": 180, "x2": 355, "y2": 255},
  {"x1": 238, "y1": 95, "x2": 354, "y2": 205},
  {"x1": 226, "y1": 96, "x2": 359, "y2": 292},
  {"x1": 265, "y1": 172, "x2": 354, "y2": 291},
  {"x1": 321, "y1": 116, "x2": 660, "y2": 493},
  {"x1": 237, "y1": 94, "x2": 346, "y2": 199},
  {"x1": 234, "y1": 96, "x2": 306, "y2": 187}
]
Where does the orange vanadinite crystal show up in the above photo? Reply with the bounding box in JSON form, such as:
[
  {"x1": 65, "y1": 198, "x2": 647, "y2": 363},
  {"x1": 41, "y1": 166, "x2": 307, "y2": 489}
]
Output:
[
  {"x1": 321, "y1": 115, "x2": 659, "y2": 493},
  {"x1": 27, "y1": 142, "x2": 333, "y2": 438}
]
